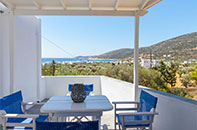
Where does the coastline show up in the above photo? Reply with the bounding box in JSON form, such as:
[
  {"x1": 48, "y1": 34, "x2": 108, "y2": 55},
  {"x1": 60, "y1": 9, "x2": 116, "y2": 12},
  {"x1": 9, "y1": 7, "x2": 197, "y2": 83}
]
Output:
[{"x1": 41, "y1": 58, "x2": 118, "y2": 64}]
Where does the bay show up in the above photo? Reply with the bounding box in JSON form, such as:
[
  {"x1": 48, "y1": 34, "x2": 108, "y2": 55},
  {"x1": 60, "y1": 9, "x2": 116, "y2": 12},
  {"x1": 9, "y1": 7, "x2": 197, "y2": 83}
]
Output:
[{"x1": 42, "y1": 58, "x2": 117, "y2": 64}]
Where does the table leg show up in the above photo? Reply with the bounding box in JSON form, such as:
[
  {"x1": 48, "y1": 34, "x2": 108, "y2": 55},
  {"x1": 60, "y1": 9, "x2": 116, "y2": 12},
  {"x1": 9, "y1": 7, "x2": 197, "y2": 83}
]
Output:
[
  {"x1": 93, "y1": 113, "x2": 102, "y2": 130},
  {"x1": 54, "y1": 115, "x2": 58, "y2": 122},
  {"x1": 97, "y1": 116, "x2": 101, "y2": 130},
  {"x1": 49, "y1": 113, "x2": 53, "y2": 122},
  {"x1": 49, "y1": 113, "x2": 58, "y2": 122},
  {"x1": 58, "y1": 116, "x2": 64, "y2": 122}
]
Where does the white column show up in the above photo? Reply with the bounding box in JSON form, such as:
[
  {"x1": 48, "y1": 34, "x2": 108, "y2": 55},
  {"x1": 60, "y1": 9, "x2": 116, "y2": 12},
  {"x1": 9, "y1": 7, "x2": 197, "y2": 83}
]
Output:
[
  {"x1": 134, "y1": 13, "x2": 139, "y2": 101},
  {"x1": 36, "y1": 19, "x2": 41, "y2": 100},
  {"x1": 9, "y1": 11, "x2": 14, "y2": 93},
  {"x1": 0, "y1": 16, "x2": 3, "y2": 97}
]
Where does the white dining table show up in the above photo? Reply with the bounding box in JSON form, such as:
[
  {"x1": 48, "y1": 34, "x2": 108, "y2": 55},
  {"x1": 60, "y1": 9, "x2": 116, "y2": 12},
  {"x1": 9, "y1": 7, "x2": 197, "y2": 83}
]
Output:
[{"x1": 41, "y1": 95, "x2": 113, "y2": 126}]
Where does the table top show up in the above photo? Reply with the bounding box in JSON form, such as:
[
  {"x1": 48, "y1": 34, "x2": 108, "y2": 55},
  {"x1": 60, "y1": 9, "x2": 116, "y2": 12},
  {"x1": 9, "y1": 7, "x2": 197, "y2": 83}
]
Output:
[{"x1": 41, "y1": 95, "x2": 113, "y2": 113}]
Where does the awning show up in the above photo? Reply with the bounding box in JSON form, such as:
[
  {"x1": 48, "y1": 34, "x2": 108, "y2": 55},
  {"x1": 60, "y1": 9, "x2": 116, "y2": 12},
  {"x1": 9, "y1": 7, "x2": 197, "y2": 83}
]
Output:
[{"x1": 0, "y1": 0, "x2": 161, "y2": 16}]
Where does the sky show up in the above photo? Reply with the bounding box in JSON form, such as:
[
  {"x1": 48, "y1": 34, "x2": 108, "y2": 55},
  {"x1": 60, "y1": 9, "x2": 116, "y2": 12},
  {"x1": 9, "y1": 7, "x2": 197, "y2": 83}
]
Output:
[{"x1": 39, "y1": 0, "x2": 197, "y2": 58}]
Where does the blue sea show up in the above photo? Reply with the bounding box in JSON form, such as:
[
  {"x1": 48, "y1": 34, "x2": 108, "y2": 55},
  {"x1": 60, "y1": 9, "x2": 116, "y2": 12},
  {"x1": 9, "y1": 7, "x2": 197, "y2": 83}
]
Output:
[{"x1": 42, "y1": 58, "x2": 117, "y2": 64}]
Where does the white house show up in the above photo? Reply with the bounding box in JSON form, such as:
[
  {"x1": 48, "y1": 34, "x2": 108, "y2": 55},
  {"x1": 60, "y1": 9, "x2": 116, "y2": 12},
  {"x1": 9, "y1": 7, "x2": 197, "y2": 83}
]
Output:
[{"x1": 141, "y1": 59, "x2": 160, "y2": 69}]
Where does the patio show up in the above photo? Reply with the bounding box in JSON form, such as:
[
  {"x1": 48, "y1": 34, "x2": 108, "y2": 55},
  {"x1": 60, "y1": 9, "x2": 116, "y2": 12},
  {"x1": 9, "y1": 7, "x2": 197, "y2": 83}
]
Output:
[
  {"x1": 1, "y1": 76, "x2": 197, "y2": 130},
  {"x1": 1, "y1": 0, "x2": 197, "y2": 129}
]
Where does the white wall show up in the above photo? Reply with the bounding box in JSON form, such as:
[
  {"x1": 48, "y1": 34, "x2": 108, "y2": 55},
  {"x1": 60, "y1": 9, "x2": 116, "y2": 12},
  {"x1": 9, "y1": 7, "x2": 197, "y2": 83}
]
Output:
[
  {"x1": 0, "y1": 18, "x2": 2, "y2": 97},
  {"x1": 37, "y1": 19, "x2": 42, "y2": 101},
  {"x1": 101, "y1": 77, "x2": 197, "y2": 130},
  {"x1": 101, "y1": 76, "x2": 135, "y2": 101},
  {"x1": 44, "y1": 76, "x2": 101, "y2": 98},
  {"x1": 100, "y1": 76, "x2": 135, "y2": 129},
  {"x1": 13, "y1": 16, "x2": 41, "y2": 102},
  {"x1": 42, "y1": 76, "x2": 197, "y2": 130},
  {"x1": 0, "y1": 15, "x2": 41, "y2": 102},
  {"x1": 140, "y1": 87, "x2": 197, "y2": 130},
  {"x1": 40, "y1": 77, "x2": 46, "y2": 100},
  {"x1": 0, "y1": 15, "x2": 11, "y2": 97}
]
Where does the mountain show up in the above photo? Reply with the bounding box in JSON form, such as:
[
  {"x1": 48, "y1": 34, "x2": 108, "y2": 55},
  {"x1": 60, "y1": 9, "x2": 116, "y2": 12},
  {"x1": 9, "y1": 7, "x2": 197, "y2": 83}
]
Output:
[
  {"x1": 93, "y1": 48, "x2": 133, "y2": 59},
  {"x1": 76, "y1": 32, "x2": 197, "y2": 60}
]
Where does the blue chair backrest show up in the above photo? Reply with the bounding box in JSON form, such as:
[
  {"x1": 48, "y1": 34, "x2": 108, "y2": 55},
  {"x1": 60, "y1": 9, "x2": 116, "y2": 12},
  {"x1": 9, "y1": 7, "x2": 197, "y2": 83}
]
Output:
[
  {"x1": 36, "y1": 120, "x2": 99, "y2": 130},
  {"x1": 68, "y1": 84, "x2": 93, "y2": 96},
  {"x1": 139, "y1": 90, "x2": 158, "y2": 113},
  {"x1": 0, "y1": 91, "x2": 23, "y2": 114}
]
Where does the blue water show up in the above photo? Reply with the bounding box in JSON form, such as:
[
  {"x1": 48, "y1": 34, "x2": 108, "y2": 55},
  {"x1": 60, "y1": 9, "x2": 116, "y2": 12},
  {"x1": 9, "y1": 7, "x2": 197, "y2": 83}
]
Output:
[{"x1": 42, "y1": 58, "x2": 117, "y2": 64}]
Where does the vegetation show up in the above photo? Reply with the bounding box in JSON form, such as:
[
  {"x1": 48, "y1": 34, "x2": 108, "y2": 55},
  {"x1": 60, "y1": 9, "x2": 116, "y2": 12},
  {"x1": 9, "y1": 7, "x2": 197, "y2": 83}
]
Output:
[
  {"x1": 190, "y1": 65, "x2": 197, "y2": 85},
  {"x1": 177, "y1": 66, "x2": 186, "y2": 78},
  {"x1": 51, "y1": 60, "x2": 56, "y2": 76},
  {"x1": 180, "y1": 74, "x2": 190, "y2": 88},
  {"x1": 42, "y1": 61, "x2": 194, "y2": 99},
  {"x1": 41, "y1": 32, "x2": 197, "y2": 99},
  {"x1": 153, "y1": 61, "x2": 178, "y2": 87},
  {"x1": 42, "y1": 60, "x2": 56, "y2": 76}
]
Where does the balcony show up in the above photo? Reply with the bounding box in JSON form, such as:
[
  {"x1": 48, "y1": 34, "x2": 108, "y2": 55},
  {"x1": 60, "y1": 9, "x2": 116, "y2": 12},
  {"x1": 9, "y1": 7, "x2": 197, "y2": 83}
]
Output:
[
  {"x1": 1, "y1": 75, "x2": 194, "y2": 130},
  {"x1": 0, "y1": 0, "x2": 196, "y2": 129}
]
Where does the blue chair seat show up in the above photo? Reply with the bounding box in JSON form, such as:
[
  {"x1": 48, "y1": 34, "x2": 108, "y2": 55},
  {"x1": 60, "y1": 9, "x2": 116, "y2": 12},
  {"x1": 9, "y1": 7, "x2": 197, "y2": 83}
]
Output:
[
  {"x1": 7, "y1": 115, "x2": 48, "y2": 129},
  {"x1": 116, "y1": 114, "x2": 150, "y2": 128}
]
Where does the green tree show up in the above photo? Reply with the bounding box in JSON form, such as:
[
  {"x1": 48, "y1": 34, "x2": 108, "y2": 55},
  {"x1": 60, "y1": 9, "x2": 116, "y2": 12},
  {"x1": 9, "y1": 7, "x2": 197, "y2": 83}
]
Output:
[
  {"x1": 154, "y1": 61, "x2": 178, "y2": 87},
  {"x1": 180, "y1": 74, "x2": 190, "y2": 88},
  {"x1": 168, "y1": 62, "x2": 178, "y2": 87},
  {"x1": 50, "y1": 60, "x2": 56, "y2": 76},
  {"x1": 42, "y1": 64, "x2": 51, "y2": 76},
  {"x1": 190, "y1": 65, "x2": 197, "y2": 85},
  {"x1": 177, "y1": 66, "x2": 186, "y2": 78}
]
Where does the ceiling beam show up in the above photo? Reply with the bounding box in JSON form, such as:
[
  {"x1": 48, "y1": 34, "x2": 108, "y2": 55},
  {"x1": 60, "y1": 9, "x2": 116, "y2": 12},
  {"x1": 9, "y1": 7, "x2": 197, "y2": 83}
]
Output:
[
  {"x1": 117, "y1": 7, "x2": 139, "y2": 11},
  {"x1": 67, "y1": 6, "x2": 125, "y2": 11},
  {"x1": 15, "y1": 6, "x2": 139, "y2": 11},
  {"x1": 140, "y1": 0, "x2": 150, "y2": 9},
  {"x1": 0, "y1": 0, "x2": 15, "y2": 9},
  {"x1": 60, "y1": 0, "x2": 66, "y2": 10},
  {"x1": 88, "y1": 0, "x2": 92, "y2": 10},
  {"x1": 0, "y1": 0, "x2": 8, "y2": 8},
  {"x1": 143, "y1": 0, "x2": 161, "y2": 10},
  {"x1": 14, "y1": 9, "x2": 148, "y2": 16},
  {"x1": 32, "y1": 0, "x2": 41, "y2": 9},
  {"x1": 114, "y1": 0, "x2": 119, "y2": 10}
]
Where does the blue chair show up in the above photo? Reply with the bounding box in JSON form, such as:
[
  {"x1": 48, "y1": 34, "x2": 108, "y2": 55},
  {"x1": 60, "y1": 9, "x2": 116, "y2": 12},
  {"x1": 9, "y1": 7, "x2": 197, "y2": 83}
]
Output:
[
  {"x1": 68, "y1": 84, "x2": 94, "y2": 95},
  {"x1": 113, "y1": 90, "x2": 158, "y2": 130},
  {"x1": 36, "y1": 120, "x2": 99, "y2": 130},
  {"x1": 0, "y1": 91, "x2": 48, "y2": 130}
]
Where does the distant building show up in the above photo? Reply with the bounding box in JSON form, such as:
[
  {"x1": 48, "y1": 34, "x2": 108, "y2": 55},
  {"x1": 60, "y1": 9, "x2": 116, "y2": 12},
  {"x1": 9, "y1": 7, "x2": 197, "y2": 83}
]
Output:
[
  {"x1": 184, "y1": 61, "x2": 192, "y2": 64},
  {"x1": 141, "y1": 59, "x2": 160, "y2": 69},
  {"x1": 163, "y1": 54, "x2": 171, "y2": 58},
  {"x1": 42, "y1": 62, "x2": 51, "y2": 65}
]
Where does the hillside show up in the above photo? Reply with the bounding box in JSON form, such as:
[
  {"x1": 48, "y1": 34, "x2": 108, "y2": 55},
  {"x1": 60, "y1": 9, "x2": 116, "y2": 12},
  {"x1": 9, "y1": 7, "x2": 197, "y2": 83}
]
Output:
[
  {"x1": 94, "y1": 48, "x2": 133, "y2": 59},
  {"x1": 79, "y1": 32, "x2": 197, "y2": 60}
]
